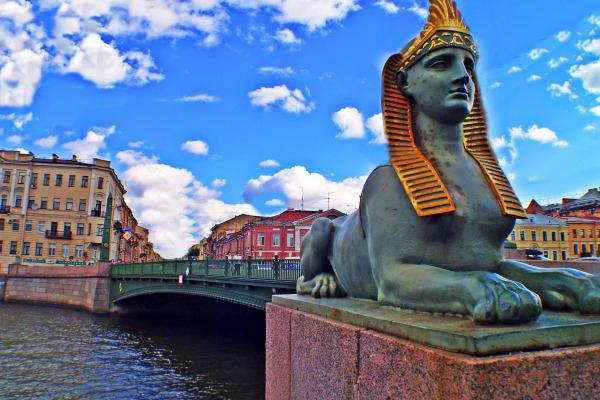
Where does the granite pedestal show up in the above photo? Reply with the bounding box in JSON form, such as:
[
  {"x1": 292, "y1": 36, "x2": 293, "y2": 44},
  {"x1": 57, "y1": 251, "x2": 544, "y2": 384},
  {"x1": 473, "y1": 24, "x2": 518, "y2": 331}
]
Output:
[{"x1": 266, "y1": 295, "x2": 600, "y2": 400}]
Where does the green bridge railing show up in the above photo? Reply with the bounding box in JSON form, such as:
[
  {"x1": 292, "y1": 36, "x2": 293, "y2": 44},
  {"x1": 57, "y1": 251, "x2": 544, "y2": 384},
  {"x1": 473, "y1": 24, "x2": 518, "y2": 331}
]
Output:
[{"x1": 111, "y1": 257, "x2": 302, "y2": 282}]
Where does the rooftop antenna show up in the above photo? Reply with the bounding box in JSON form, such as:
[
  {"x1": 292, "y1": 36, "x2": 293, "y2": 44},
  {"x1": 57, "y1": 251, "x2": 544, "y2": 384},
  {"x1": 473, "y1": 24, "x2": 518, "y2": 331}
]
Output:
[
  {"x1": 327, "y1": 192, "x2": 334, "y2": 210},
  {"x1": 301, "y1": 187, "x2": 304, "y2": 210}
]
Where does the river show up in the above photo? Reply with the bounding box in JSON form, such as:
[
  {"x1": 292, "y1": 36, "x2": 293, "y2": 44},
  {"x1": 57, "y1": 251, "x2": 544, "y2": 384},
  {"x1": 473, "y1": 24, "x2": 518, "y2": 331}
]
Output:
[{"x1": 0, "y1": 302, "x2": 266, "y2": 399}]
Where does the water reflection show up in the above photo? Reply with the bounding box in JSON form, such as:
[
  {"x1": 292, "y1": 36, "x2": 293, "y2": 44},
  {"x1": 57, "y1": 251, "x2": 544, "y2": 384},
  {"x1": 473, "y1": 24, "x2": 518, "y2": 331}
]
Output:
[{"x1": 0, "y1": 299, "x2": 265, "y2": 399}]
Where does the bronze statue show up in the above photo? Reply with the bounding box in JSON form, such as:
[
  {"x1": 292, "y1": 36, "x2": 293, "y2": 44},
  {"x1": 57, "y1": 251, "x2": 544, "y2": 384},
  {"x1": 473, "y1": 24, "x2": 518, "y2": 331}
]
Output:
[{"x1": 297, "y1": 0, "x2": 600, "y2": 323}]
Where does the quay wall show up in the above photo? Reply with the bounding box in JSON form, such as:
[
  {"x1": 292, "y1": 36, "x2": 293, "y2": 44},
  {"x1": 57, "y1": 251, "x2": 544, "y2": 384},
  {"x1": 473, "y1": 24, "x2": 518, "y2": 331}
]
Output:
[{"x1": 3, "y1": 263, "x2": 111, "y2": 313}]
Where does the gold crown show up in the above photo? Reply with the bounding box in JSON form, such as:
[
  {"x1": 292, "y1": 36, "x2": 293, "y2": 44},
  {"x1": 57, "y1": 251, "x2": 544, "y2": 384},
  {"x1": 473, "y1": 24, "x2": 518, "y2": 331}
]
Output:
[{"x1": 399, "y1": 0, "x2": 477, "y2": 69}]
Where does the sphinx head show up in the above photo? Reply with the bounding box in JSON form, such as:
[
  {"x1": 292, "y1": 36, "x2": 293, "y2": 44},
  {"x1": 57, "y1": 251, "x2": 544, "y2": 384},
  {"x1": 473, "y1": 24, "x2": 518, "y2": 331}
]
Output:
[{"x1": 397, "y1": 46, "x2": 476, "y2": 126}]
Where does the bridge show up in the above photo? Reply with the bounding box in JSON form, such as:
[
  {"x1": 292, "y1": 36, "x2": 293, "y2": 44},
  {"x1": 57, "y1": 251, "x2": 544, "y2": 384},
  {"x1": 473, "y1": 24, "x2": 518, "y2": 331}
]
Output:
[{"x1": 110, "y1": 258, "x2": 301, "y2": 311}]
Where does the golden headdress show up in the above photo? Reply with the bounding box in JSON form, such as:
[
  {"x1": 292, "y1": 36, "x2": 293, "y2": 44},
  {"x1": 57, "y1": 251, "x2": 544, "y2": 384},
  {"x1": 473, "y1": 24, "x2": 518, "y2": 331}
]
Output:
[{"x1": 382, "y1": 0, "x2": 527, "y2": 218}]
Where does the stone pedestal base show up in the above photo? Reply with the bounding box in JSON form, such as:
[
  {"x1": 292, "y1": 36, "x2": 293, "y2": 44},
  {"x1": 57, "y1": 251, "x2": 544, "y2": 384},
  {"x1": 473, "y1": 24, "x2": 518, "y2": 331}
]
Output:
[{"x1": 266, "y1": 303, "x2": 600, "y2": 400}]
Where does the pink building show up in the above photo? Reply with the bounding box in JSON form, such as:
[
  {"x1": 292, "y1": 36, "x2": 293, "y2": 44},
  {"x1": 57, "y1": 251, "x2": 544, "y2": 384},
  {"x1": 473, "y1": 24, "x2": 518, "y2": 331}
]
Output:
[{"x1": 212, "y1": 208, "x2": 345, "y2": 260}]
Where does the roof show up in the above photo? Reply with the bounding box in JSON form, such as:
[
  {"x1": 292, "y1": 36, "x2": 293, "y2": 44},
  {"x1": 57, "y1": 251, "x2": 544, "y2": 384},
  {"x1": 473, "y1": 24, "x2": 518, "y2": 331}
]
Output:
[
  {"x1": 563, "y1": 216, "x2": 600, "y2": 224},
  {"x1": 516, "y1": 213, "x2": 566, "y2": 226},
  {"x1": 264, "y1": 209, "x2": 318, "y2": 223}
]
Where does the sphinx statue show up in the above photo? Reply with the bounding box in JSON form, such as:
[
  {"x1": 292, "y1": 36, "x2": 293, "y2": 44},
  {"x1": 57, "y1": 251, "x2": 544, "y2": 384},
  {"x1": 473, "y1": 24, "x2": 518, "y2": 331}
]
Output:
[{"x1": 297, "y1": 0, "x2": 600, "y2": 323}]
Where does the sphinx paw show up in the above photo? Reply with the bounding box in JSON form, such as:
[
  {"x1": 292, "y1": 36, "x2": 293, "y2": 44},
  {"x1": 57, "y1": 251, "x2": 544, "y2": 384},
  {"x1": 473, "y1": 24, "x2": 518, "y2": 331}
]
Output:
[
  {"x1": 536, "y1": 272, "x2": 600, "y2": 314},
  {"x1": 296, "y1": 273, "x2": 341, "y2": 298},
  {"x1": 473, "y1": 274, "x2": 542, "y2": 323}
]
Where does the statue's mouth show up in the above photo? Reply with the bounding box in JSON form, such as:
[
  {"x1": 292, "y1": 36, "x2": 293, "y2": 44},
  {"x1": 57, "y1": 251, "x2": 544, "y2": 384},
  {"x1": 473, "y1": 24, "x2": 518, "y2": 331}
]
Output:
[{"x1": 449, "y1": 87, "x2": 469, "y2": 99}]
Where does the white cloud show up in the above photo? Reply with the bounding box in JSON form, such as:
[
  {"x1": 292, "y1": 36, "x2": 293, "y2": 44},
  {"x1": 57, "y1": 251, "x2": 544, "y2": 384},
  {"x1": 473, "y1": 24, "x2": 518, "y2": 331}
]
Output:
[
  {"x1": 244, "y1": 165, "x2": 367, "y2": 213},
  {"x1": 116, "y1": 149, "x2": 257, "y2": 258},
  {"x1": 527, "y1": 74, "x2": 542, "y2": 82},
  {"x1": 584, "y1": 124, "x2": 597, "y2": 132},
  {"x1": 590, "y1": 105, "x2": 600, "y2": 117},
  {"x1": 275, "y1": 28, "x2": 301, "y2": 44},
  {"x1": 510, "y1": 125, "x2": 568, "y2": 148},
  {"x1": 570, "y1": 60, "x2": 600, "y2": 94},
  {"x1": 265, "y1": 198, "x2": 284, "y2": 206},
  {"x1": 366, "y1": 112, "x2": 386, "y2": 144},
  {"x1": 490, "y1": 82, "x2": 502, "y2": 89},
  {"x1": 576, "y1": 105, "x2": 587, "y2": 114},
  {"x1": 507, "y1": 66, "x2": 522, "y2": 74},
  {"x1": 181, "y1": 140, "x2": 209, "y2": 155},
  {"x1": 7, "y1": 134, "x2": 22, "y2": 145},
  {"x1": 212, "y1": 178, "x2": 227, "y2": 188},
  {"x1": 0, "y1": 48, "x2": 45, "y2": 107},
  {"x1": 269, "y1": 0, "x2": 360, "y2": 31},
  {"x1": 555, "y1": 30, "x2": 571, "y2": 42},
  {"x1": 529, "y1": 48, "x2": 549, "y2": 60},
  {"x1": 62, "y1": 129, "x2": 108, "y2": 160},
  {"x1": 407, "y1": 2, "x2": 427, "y2": 19},
  {"x1": 375, "y1": 0, "x2": 399, "y2": 14},
  {"x1": 333, "y1": 107, "x2": 364, "y2": 139},
  {"x1": 176, "y1": 93, "x2": 220, "y2": 102},
  {"x1": 34, "y1": 135, "x2": 58, "y2": 149},
  {"x1": 259, "y1": 66, "x2": 295, "y2": 75},
  {"x1": 577, "y1": 38, "x2": 600, "y2": 56},
  {"x1": 248, "y1": 85, "x2": 314, "y2": 113},
  {"x1": 548, "y1": 57, "x2": 568, "y2": 69},
  {"x1": 259, "y1": 159, "x2": 280, "y2": 168},
  {"x1": 13, "y1": 112, "x2": 32, "y2": 129},
  {"x1": 547, "y1": 81, "x2": 578, "y2": 100},
  {"x1": 128, "y1": 140, "x2": 144, "y2": 148},
  {"x1": 590, "y1": 15, "x2": 600, "y2": 27}
]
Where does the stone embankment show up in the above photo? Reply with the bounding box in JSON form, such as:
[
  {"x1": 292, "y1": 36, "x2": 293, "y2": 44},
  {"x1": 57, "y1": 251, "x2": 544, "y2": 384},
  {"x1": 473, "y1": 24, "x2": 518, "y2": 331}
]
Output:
[{"x1": 3, "y1": 263, "x2": 111, "y2": 313}]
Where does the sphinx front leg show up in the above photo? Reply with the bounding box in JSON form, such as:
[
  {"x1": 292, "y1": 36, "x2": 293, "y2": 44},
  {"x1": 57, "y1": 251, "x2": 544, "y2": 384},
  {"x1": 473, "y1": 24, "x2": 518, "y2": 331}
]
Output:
[
  {"x1": 375, "y1": 263, "x2": 542, "y2": 323},
  {"x1": 496, "y1": 260, "x2": 600, "y2": 314}
]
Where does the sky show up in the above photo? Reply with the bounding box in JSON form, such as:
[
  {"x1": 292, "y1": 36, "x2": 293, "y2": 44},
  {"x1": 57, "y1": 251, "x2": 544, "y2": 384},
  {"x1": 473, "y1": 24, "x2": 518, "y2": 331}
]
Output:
[{"x1": 0, "y1": 0, "x2": 598, "y2": 258}]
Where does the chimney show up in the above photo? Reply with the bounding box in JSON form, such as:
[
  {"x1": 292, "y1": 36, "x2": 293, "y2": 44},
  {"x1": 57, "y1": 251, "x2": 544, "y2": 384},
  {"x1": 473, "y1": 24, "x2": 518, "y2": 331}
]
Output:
[
  {"x1": 52, "y1": 154, "x2": 59, "y2": 161},
  {"x1": 287, "y1": 207, "x2": 294, "y2": 211},
  {"x1": 72, "y1": 154, "x2": 78, "y2": 162}
]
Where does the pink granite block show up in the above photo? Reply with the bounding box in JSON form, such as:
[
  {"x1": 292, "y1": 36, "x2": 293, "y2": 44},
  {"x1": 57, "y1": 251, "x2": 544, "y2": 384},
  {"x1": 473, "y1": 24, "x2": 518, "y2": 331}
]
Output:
[
  {"x1": 359, "y1": 329, "x2": 600, "y2": 400},
  {"x1": 266, "y1": 304, "x2": 292, "y2": 400},
  {"x1": 290, "y1": 310, "x2": 361, "y2": 400}
]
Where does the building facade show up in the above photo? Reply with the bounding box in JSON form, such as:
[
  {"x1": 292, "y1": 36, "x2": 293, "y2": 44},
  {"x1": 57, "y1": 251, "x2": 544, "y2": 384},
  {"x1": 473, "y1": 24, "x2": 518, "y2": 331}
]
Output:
[
  {"x1": 564, "y1": 217, "x2": 600, "y2": 258},
  {"x1": 210, "y1": 209, "x2": 345, "y2": 260},
  {"x1": 510, "y1": 214, "x2": 569, "y2": 261},
  {"x1": 0, "y1": 150, "x2": 159, "y2": 272}
]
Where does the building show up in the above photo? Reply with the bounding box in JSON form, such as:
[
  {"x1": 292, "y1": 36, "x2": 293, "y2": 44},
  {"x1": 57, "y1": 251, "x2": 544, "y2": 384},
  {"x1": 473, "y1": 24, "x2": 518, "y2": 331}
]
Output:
[
  {"x1": 509, "y1": 214, "x2": 569, "y2": 261},
  {"x1": 0, "y1": 150, "x2": 158, "y2": 272},
  {"x1": 203, "y1": 214, "x2": 261, "y2": 258},
  {"x1": 526, "y1": 187, "x2": 600, "y2": 218},
  {"x1": 211, "y1": 208, "x2": 345, "y2": 260},
  {"x1": 564, "y1": 216, "x2": 600, "y2": 258}
]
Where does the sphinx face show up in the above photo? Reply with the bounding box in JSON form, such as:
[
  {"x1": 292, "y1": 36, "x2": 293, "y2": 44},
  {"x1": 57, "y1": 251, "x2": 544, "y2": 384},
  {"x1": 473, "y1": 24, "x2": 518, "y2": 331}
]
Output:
[{"x1": 401, "y1": 47, "x2": 476, "y2": 125}]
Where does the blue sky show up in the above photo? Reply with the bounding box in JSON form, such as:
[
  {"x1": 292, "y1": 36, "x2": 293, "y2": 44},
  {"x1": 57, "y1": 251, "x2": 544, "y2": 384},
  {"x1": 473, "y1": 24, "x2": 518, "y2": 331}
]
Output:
[{"x1": 0, "y1": 0, "x2": 599, "y2": 257}]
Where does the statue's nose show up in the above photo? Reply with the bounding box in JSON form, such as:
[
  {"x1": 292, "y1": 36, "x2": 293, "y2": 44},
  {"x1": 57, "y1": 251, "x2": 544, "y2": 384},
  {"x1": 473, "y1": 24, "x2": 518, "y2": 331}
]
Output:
[{"x1": 451, "y1": 62, "x2": 471, "y2": 86}]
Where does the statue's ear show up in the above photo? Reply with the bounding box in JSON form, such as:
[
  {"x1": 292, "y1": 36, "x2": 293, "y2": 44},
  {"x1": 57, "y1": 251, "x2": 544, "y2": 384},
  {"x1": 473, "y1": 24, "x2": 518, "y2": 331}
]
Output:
[{"x1": 396, "y1": 69, "x2": 411, "y2": 96}]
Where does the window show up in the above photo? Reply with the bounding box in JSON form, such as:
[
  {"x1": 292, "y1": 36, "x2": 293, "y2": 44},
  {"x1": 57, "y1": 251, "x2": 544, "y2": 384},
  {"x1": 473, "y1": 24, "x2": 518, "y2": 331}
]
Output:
[
  {"x1": 560, "y1": 232, "x2": 565, "y2": 242},
  {"x1": 68, "y1": 175, "x2": 75, "y2": 187},
  {"x1": 552, "y1": 250, "x2": 558, "y2": 260},
  {"x1": 63, "y1": 223, "x2": 71, "y2": 234},
  {"x1": 37, "y1": 221, "x2": 46, "y2": 233},
  {"x1": 258, "y1": 232, "x2": 265, "y2": 246},
  {"x1": 551, "y1": 232, "x2": 557, "y2": 242},
  {"x1": 53, "y1": 199, "x2": 60, "y2": 210},
  {"x1": 55, "y1": 174, "x2": 63, "y2": 186},
  {"x1": 79, "y1": 199, "x2": 86, "y2": 211},
  {"x1": 590, "y1": 230, "x2": 594, "y2": 238},
  {"x1": 97, "y1": 177, "x2": 104, "y2": 189},
  {"x1": 0, "y1": 219, "x2": 4, "y2": 230},
  {"x1": 0, "y1": 241, "x2": 3, "y2": 254},
  {"x1": 542, "y1": 231, "x2": 548, "y2": 241},
  {"x1": 81, "y1": 176, "x2": 89, "y2": 188},
  {"x1": 31, "y1": 173, "x2": 37, "y2": 187},
  {"x1": 582, "y1": 244, "x2": 587, "y2": 254},
  {"x1": 75, "y1": 245, "x2": 83, "y2": 258},
  {"x1": 35, "y1": 243, "x2": 43, "y2": 256},
  {"x1": 9, "y1": 241, "x2": 17, "y2": 255},
  {"x1": 25, "y1": 220, "x2": 32, "y2": 232},
  {"x1": 27, "y1": 197, "x2": 35, "y2": 209},
  {"x1": 62, "y1": 245, "x2": 69, "y2": 258},
  {"x1": 273, "y1": 233, "x2": 280, "y2": 246},
  {"x1": 287, "y1": 233, "x2": 295, "y2": 247},
  {"x1": 581, "y1": 229, "x2": 585, "y2": 238},
  {"x1": 18, "y1": 172, "x2": 25, "y2": 184},
  {"x1": 510, "y1": 231, "x2": 516, "y2": 241},
  {"x1": 3, "y1": 170, "x2": 10, "y2": 183},
  {"x1": 573, "y1": 229, "x2": 578, "y2": 238},
  {"x1": 531, "y1": 230, "x2": 537, "y2": 241},
  {"x1": 43, "y1": 174, "x2": 50, "y2": 186},
  {"x1": 519, "y1": 231, "x2": 525, "y2": 241},
  {"x1": 11, "y1": 220, "x2": 19, "y2": 231},
  {"x1": 65, "y1": 199, "x2": 73, "y2": 211},
  {"x1": 49, "y1": 243, "x2": 56, "y2": 256},
  {"x1": 561, "y1": 250, "x2": 567, "y2": 261},
  {"x1": 76, "y1": 223, "x2": 84, "y2": 235},
  {"x1": 96, "y1": 224, "x2": 103, "y2": 236},
  {"x1": 92, "y1": 248, "x2": 99, "y2": 260},
  {"x1": 591, "y1": 244, "x2": 595, "y2": 255},
  {"x1": 574, "y1": 244, "x2": 579, "y2": 256},
  {"x1": 22, "y1": 242, "x2": 30, "y2": 255},
  {"x1": 0, "y1": 195, "x2": 6, "y2": 206},
  {"x1": 543, "y1": 250, "x2": 548, "y2": 258},
  {"x1": 14, "y1": 195, "x2": 22, "y2": 208},
  {"x1": 40, "y1": 197, "x2": 48, "y2": 209}
]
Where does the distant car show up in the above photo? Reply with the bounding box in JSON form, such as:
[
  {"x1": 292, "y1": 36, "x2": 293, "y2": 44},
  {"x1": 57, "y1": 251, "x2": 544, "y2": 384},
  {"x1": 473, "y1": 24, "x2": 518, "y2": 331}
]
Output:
[
  {"x1": 526, "y1": 255, "x2": 551, "y2": 261},
  {"x1": 573, "y1": 257, "x2": 600, "y2": 262}
]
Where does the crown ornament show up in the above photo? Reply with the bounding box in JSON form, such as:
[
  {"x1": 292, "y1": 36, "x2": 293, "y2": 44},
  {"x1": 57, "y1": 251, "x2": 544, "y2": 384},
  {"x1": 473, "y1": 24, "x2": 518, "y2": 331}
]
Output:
[{"x1": 399, "y1": 0, "x2": 477, "y2": 69}]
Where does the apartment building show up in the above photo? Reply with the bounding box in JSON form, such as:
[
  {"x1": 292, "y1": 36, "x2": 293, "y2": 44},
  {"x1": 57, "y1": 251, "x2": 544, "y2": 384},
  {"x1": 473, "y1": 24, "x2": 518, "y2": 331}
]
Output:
[
  {"x1": 510, "y1": 214, "x2": 569, "y2": 261},
  {"x1": 0, "y1": 150, "x2": 129, "y2": 271}
]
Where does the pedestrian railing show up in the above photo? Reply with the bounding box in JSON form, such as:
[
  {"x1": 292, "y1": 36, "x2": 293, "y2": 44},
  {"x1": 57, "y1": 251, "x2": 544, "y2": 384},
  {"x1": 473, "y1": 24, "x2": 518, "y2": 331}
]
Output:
[{"x1": 111, "y1": 257, "x2": 302, "y2": 283}]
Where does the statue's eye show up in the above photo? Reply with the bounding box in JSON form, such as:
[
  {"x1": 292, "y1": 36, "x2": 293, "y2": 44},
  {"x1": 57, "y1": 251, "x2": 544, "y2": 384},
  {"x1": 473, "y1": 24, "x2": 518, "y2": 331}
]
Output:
[{"x1": 428, "y1": 59, "x2": 448, "y2": 70}]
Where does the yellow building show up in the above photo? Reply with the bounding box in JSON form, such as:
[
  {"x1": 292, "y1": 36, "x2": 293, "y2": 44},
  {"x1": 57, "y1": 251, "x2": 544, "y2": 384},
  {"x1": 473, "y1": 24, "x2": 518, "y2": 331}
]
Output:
[
  {"x1": 510, "y1": 214, "x2": 568, "y2": 261},
  {"x1": 0, "y1": 150, "x2": 129, "y2": 272}
]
